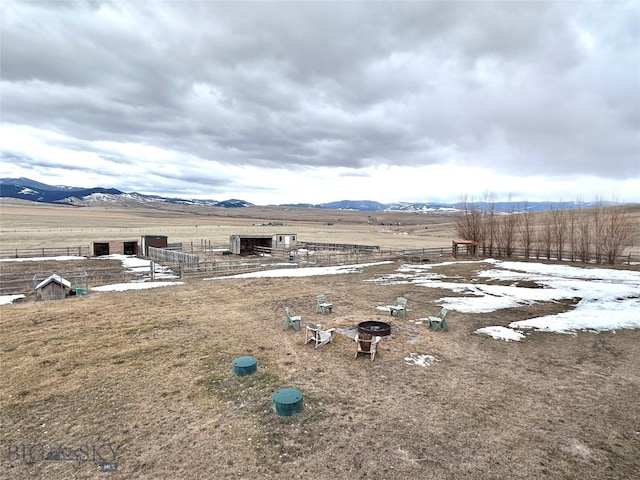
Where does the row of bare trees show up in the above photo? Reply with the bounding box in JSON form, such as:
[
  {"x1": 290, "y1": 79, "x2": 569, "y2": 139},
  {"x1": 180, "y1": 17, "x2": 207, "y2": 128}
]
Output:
[{"x1": 454, "y1": 196, "x2": 637, "y2": 264}]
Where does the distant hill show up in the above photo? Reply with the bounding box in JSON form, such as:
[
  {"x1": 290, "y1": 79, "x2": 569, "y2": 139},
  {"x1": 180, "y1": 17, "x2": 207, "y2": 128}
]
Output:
[
  {"x1": 0, "y1": 177, "x2": 252, "y2": 209},
  {"x1": 0, "y1": 177, "x2": 624, "y2": 212},
  {"x1": 292, "y1": 199, "x2": 621, "y2": 212}
]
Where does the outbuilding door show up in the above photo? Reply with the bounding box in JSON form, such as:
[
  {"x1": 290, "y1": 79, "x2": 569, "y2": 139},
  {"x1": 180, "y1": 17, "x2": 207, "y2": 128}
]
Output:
[
  {"x1": 123, "y1": 242, "x2": 137, "y2": 255},
  {"x1": 93, "y1": 243, "x2": 110, "y2": 256}
]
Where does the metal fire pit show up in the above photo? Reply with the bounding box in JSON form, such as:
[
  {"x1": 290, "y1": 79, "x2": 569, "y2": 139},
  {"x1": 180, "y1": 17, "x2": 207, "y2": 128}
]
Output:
[{"x1": 357, "y1": 320, "x2": 392, "y2": 337}]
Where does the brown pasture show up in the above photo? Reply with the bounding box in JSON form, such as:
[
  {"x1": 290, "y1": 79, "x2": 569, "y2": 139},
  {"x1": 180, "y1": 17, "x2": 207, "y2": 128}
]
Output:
[{"x1": 1, "y1": 201, "x2": 639, "y2": 479}]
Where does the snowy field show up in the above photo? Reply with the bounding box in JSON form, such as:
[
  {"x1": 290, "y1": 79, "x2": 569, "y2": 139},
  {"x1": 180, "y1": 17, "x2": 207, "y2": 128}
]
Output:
[{"x1": 370, "y1": 259, "x2": 640, "y2": 338}]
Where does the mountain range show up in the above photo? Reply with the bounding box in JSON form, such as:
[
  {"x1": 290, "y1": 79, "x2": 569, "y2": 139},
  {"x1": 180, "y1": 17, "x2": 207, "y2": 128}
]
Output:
[{"x1": 0, "y1": 177, "x2": 621, "y2": 213}]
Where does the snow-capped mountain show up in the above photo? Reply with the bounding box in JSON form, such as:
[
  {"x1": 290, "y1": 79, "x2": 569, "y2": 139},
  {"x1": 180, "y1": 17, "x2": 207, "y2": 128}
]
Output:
[{"x1": 0, "y1": 177, "x2": 622, "y2": 212}]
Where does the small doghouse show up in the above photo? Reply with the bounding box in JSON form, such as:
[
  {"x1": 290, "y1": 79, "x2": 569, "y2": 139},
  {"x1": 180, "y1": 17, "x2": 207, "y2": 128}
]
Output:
[{"x1": 35, "y1": 274, "x2": 72, "y2": 301}]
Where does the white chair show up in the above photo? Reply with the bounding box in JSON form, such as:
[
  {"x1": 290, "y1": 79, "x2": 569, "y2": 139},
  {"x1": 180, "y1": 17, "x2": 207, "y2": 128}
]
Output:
[
  {"x1": 304, "y1": 323, "x2": 336, "y2": 348},
  {"x1": 354, "y1": 334, "x2": 381, "y2": 361}
]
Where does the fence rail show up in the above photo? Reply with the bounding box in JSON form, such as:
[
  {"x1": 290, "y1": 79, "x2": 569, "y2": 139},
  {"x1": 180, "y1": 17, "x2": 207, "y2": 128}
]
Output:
[
  {"x1": 477, "y1": 246, "x2": 640, "y2": 266},
  {"x1": 400, "y1": 247, "x2": 448, "y2": 262},
  {"x1": 298, "y1": 241, "x2": 381, "y2": 252},
  {"x1": 0, "y1": 268, "x2": 133, "y2": 296},
  {"x1": 1, "y1": 241, "x2": 637, "y2": 296},
  {"x1": 147, "y1": 246, "x2": 200, "y2": 268},
  {"x1": 179, "y1": 247, "x2": 401, "y2": 279},
  {"x1": 0, "y1": 246, "x2": 90, "y2": 259}
]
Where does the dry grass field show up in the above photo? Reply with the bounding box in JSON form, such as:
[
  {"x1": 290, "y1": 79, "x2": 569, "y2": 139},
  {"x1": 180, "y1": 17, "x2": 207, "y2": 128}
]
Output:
[
  {"x1": 0, "y1": 200, "x2": 455, "y2": 251},
  {"x1": 1, "y1": 201, "x2": 639, "y2": 479}
]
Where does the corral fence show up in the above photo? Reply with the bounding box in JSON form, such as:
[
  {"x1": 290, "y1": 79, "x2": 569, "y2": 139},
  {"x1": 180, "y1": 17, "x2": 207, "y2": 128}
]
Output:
[
  {"x1": 297, "y1": 241, "x2": 381, "y2": 253},
  {"x1": 400, "y1": 247, "x2": 448, "y2": 263},
  {"x1": 174, "y1": 242, "x2": 637, "y2": 279},
  {"x1": 0, "y1": 246, "x2": 90, "y2": 259},
  {"x1": 477, "y1": 247, "x2": 640, "y2": 266},
  {"x1": 0, "y1": 268, "x2": 134, "y2": 297},
  {"x1": 1, "y1": 241, "x2": 637, "y2": 296},
  {"x1": 31, "y1": 271, "x2": 89, "y2": 295},
  {"x1": 144, "y1": 240, "x2": 230, "y2": 256},
  {"x1": 177, "y1": 246, "x2": 448, "y2": 280},
  {"x1": 1, "y1": 240, "x2": 636, "y2": 269},
  {"x1": 147, "y1": 246, "x2": 200, "y2": 268}
]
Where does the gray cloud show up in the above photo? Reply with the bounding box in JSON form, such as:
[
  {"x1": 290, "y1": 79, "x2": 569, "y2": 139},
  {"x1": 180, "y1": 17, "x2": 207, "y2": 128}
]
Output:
[{"x1": 2, "y1": 1, "x2": 638, "y2": 185}]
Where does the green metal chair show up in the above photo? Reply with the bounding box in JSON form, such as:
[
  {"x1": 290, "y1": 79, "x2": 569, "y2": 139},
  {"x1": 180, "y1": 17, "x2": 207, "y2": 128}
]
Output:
[
  {"x1": 428, "y1": 308, "x2": 449, "y2": 331},
  {"x1": 284, "y1": 307, "x2": 302, "y2": 331},
  {"x1": 389, "y1": 297, "x2": 408, "y2": 318},
  {"x1": 315, "y1": 294, "x2": 333, "y2": 314}
]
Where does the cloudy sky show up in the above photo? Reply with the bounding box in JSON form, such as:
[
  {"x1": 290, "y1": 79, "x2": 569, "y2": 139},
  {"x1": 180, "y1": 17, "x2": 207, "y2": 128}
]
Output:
[{"x1": 1, "y1": 1, "x2": 639, "y2": 205}]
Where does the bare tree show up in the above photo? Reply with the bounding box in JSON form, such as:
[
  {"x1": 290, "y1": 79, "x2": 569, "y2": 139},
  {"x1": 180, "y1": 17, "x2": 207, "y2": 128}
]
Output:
[
  {"x1": 496, "y1": 202, "x2": 518, "y2": 257},
  {"x1": 566, "y1": 205, "x2": 578, "y2": 261},
  {"x1": 591, "y1": 202, "x2": 606, "y2": 263},
  {"x1": 576, "y1": 206, "x2": 592, "y2": 262},
  {"x1": 518, "y1": 203, "x2": 535, "y2": 260},
  {"x1": 453, "y1": 195, "x2": 484, "y2": 244},
  {"x1": 482, "y1": 192, "x2": 497, "y2": 256},
  {"x1": 602, "y1": 206, "x2": 637, "y2": 264},
  {"x1": 540, "y1": 210, "x2": 553, "y2": 260},
  {"x1": 456, "y1": 196, "x2": 638, "y2": 265},
  {"x1": 549, "y1": 206, "x2": 567, "y2": 260}
]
